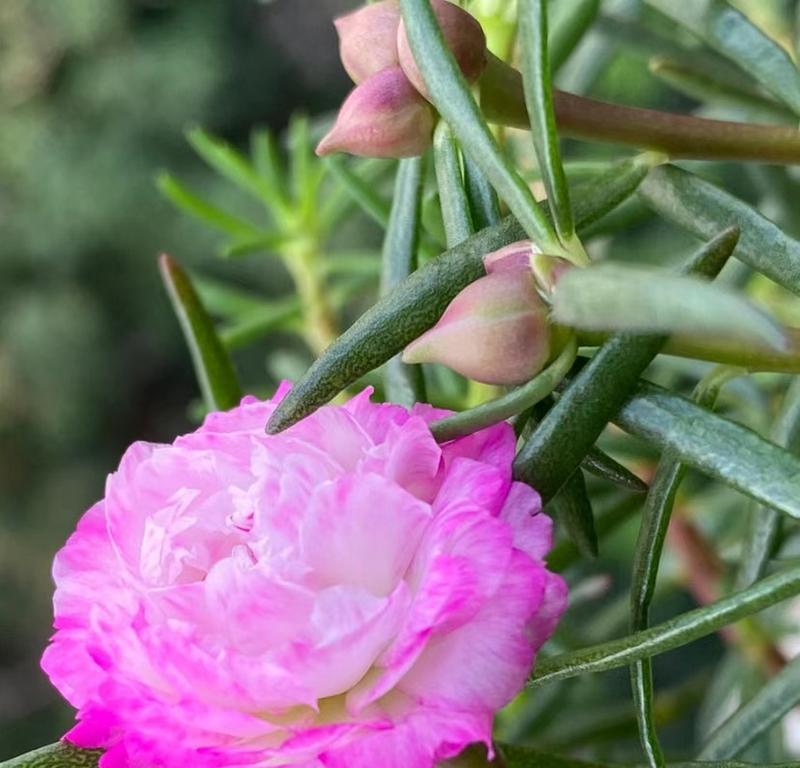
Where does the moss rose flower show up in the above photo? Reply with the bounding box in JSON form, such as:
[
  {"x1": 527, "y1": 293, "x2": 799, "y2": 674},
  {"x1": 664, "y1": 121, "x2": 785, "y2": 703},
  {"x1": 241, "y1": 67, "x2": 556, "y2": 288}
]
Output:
[{"x1": 42, "y1": 385, "x2": 566, "y2": 768}]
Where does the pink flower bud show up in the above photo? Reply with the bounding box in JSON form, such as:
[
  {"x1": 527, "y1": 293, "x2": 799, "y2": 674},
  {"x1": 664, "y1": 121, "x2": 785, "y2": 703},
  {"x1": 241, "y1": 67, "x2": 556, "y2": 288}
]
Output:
[
  {"x1": 397, "y1": 0, "x2": 488, "y2": 101},
  {"x1": 316, "y1": 67, "x2": 435, "y2": 158},
  {"x1": 483, "y1": 240, "x2": 537, "y2": 274},
  {"x1": 402, "y1": 270, "x2": 551, "y2": 385},
  {"x1": 335, "y1": 0, "x2": 402, "y2": 84}
]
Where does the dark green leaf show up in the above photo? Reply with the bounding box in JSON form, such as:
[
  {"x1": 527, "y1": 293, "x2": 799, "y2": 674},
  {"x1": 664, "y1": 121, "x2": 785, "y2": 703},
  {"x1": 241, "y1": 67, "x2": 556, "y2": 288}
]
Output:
[
  {"x1": 463, "y1": 153, "x2": 501, "y2": 230},
  {"x1": 433, "y1": 122, "x2": 474, "y2": 247},
  {"x1": 645, "y1": 0, "x2": 800, "y2": 116},
  {"x1": 553, "y1": 263, "x2": 787, "y2": 351},
  {"x1": 399, "y1": 0, "x2": 564, "y2": 254},
  {"x1": 531, "y1": 563, "x2": 800, "y2": 687},
  {"x1": 699, "y1": 655, "x2": 800, "y2": 760},
  {"x1": 547, "y1": 468, "x2": 598, "y2": 558},
  {"x1": 615, "y1": 381, "x2": 800, "y2": 518},
  {"x1": 159, "y1": 254, "x2": 242, "y2": 411},
  {"x1": 267, "y1": 157, "x2": 651, "y2": 432},
  {"x1": 0, "y1": 742, "x2": 101, "y2": 768},
  {"x1": 519, "y1": 0, "x2": 577, "y2": 246},
  {"x1": 582, "y1": 447, "x2": 648, "y2": 494},
  {"x1": 639, "y1": 164, "x2": 800, "y2": 295},
  {"x1": 382, "y1": 157, "x2": 427, "y2": 407},
  {"x1": 736, "y1": 378, "x2": 800, "y2": 588},
  {"x1": 513, "y1": 227, "x2": 740, "y2": 503},
  {"x1": 430, "y1": 338, "x2": 577, "y2": 442}
]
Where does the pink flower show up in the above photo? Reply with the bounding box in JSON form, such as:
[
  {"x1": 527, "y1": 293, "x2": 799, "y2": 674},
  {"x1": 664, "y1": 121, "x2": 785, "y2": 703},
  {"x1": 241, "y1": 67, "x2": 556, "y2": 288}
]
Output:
[{"x1": 42, "y1": 385, "x2": 565, "y2": 768}]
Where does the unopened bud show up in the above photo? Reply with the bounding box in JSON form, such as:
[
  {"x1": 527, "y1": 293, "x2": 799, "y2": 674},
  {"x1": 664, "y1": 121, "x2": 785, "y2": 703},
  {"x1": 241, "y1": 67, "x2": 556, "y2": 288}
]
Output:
[
  {"x1": 335, "y1": 0, "x2": 401, "y2": 84},
  {"x1": 483, "y1": 240, "x2": 537, "y2": 274},
  {"x1": 402, "y1": 270, "x2": 551, "y2": 385},
  {"x1": 316, "y1": 67, "x2": 435, "y2": 158},
  {"x1": 397, "y1": 0, "x2": 488, "y2": 101},
  {"x1": 531, "y1": 252, "x2": 573, "y2": 294}
]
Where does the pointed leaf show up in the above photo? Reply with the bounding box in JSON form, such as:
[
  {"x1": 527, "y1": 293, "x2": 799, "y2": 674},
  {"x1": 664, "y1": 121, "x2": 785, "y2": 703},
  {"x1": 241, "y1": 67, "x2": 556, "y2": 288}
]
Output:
[
  {"x1": 267, "y1": 157, "x2": 651, "y2": 432},
  {"x1": 382, "y1": 156, "x2": 427, "y2": 407},
  {"x1": 399, "y1": 0, "x2": 565, "y2": 255},
  {"x1": 0, "y1": 742, "x2": 101, "y2": 767},
  {"x1": 547, "y1": 469, "x2": 598, "y2": 558},
  {"x1": 639, "y1": 164, "x2": 800, "y2": 295},
  {"x1": 159, "y1": 255, "x2": 242, "y2": 411},
  {"x1": 581, "y1": 447, "x2": 648, "y2": 494},
  {"x1": 549, "y1": 0, "x2": 601, "y2": 73},
  {"x1": 513, "y1": 227, "x2": 740, "y2": 503},
  {"x1": 519, "y1": 0, "x2": 576, "y2": 246},
  {"x1": 531, "y1": 563, "x2": 800, "y2": 688},
  {"x1": 699, "y1": 655, "x2": 800, "y2": 760},
  {"x1": 463, "y1": 153, "x2": 501, "y2": 230},
  {"x1": 553, "y1": 262, "x2": 787, "y2": 351},
  {"x1": 645, "y1": 0, "x2": 800, "y2": 116},
  {"x1": 434, "y1": 121, "x2": 474, "y2": 247},
  {"x1": 615, "y1": 381, "x2": 800, "y2": 518}
]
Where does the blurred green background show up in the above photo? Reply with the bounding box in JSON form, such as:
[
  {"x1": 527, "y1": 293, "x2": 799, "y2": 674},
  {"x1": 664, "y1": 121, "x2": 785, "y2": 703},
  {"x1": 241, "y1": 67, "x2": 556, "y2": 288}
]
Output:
[{"x1": 2, "y1": 0, "x2": 800, "y2": 763}]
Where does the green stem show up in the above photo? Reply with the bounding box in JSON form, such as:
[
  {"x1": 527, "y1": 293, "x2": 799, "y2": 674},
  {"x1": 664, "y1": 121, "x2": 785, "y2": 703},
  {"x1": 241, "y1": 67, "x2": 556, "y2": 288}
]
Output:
[
  {"x1": 481, "y1": 55, "x2": 800, "y2": 164},
  {"x1": 430, "y1": 337, "x2": 578, "y2": 441}
]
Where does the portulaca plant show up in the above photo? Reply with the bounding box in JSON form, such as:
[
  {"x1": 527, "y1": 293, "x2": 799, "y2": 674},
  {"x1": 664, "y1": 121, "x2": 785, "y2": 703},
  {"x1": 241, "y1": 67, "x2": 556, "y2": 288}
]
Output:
[{"x1": 7, "y1": 1, "x2": 800, "y2": 767}]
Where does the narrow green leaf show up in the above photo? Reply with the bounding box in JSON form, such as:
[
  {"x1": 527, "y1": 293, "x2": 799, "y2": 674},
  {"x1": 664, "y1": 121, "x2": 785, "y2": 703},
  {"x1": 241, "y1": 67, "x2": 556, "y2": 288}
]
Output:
[
  {"x1": 288, "y1": 116, "x2": 323, "y2": 219},
  {"x1": 736, "y1": 378, "x2": 800, "y2": 588},
  {"x1": 219, "y1": 301, "x2": 302, "y2": 350},
  {"x1": 699, "y1": 655, "x2": 800, "y2": 760},
  {"x1": 548, "y1": 0, "x2": 601, "y2": 74},
  {"x1": 382, "y1": 157, "x2": 427, "y2": 407},
  {"x1": 267, "y1": 157, "x2": 652, "y2": 433},
  {"x1": 629, "y1": 369, "x2": 737, "y2": 768},
  {"x1": 582, "y1": 447, "x2": 648, "y2": 494},
  {"x1": 159, "y1": 254, "x2": 242, "y2": 411},
  {"x1": 222, "y1": 232, "x2": 291, "y2": 259},
  {"x1": 430, "y1": 338, "x2": 577, "y2": 441},
  {"x1": 553, "y1": 263, "x2": 787, "y2": 351},
  {"x1": 645, "y1": 0, "x2": 800, "y2": 116},
  {"x1": 463, "y1": 153, "x2": 501, "y2": 230},
  {"x1": 648, "y1": 57, "x2": 793, "y2": 122},
  {"x1": 513, "y1": 227, "x2": 740, "y2": 503},
  {"x1": 531, "y1": 563, "x2": 800, "y2": 688},
  {"x1": 0, "y1": 742, "x2": 101, "y2": 768},
  {"x1": 500, "y1": 744, "x2": 800, "y2": 768},
  {"x1": 157, "y1": 173, "x2": 263, "y2": 240},
  {"x1": 399, "y1": 0, "x2": 565, "y2": 255},
  {"x1": 519, "y1": 0, "x2": 577, "y2": 246},
  {"x1": 639, "y1": 164, "x2": 800, "y2": 295},
  {"x1": 192, "y1": 278, "x2": 270, "y2": 318},
  {"x1": 614, "y1": 381, "x2": 800, "y2": 518},
  {"x1": 547, "y1": 468, "x2": 598, "y2": 558},
  {"x1": 434, "y1": 122, "x2": 474, "y2": 247},
  {"x1": 323, "y1": 155, "x2": 391, "y2": 228},
  {"x1": 251, "y1": 128, "x2": 286, "y2": 198},
  {"x1": 187, "y1": 127, "x2": 281, "y2": 211}
]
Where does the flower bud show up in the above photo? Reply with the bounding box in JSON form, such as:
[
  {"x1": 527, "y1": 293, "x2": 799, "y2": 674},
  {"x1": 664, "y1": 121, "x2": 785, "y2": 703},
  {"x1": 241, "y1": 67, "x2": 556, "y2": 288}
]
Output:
[
  {"x1": 316, "y1": 67, "x2": 435, "y2": 158},
  {"x1": 402, "y1": 270, "x2": 551, "y2": 385},
  {"x1": 335, "y1": 0, "x2": 402, "y2": 84},
  {"x1": 397, "y1": 0, "x2": 488, "y2": 101},
  {"x1": 483, "y1": 240, "x2": 537, "y2": 274}
]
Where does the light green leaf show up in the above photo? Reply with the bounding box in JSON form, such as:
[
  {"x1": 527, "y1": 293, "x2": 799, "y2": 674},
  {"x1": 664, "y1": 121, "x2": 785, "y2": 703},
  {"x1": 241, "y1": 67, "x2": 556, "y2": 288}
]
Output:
[
  {"x1": 322, "y1": 155, "x2": 391, "y2": 229},
  {"x1": 699, "y1": 655, "x2": 800, "y2": 760},
  {"x1": 531, "y1": 563, "x2": 800, "y2": 687},
  {"x1": 553, "y1": 262, "x2": 788, "y2": 352},
  {"x1": 399, "y1": 0, "x2": 565, "y2": 255},
  {"x1": 548, "y1": 0, "x2": 601, "y2": 74},
  {"x1": 645, "y1": 0, "x2": 800, "y2": 116},
  {"x1": 639, "y1": 164, "x2": 800, "y2": 296},
  {"x1": 159, "y1": 254, "x2": 242, "y2": 411},
  {"x1": 463, "y1": 153, "x2": 501, "y2": 230},
  {"x1": 156, "y1": 173, "x2": 263, "y2": 240}
]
